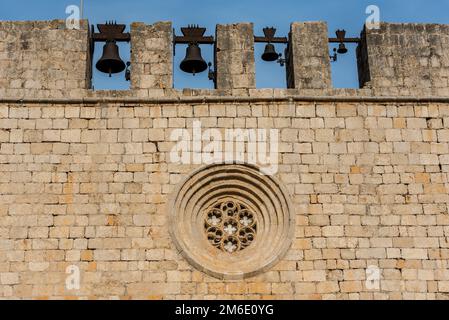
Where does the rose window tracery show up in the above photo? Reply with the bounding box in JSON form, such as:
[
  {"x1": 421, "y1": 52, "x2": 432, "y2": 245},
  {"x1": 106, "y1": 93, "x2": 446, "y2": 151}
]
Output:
[{"x1": 204, "y1": 200, "x2": 257, "y2": 253}]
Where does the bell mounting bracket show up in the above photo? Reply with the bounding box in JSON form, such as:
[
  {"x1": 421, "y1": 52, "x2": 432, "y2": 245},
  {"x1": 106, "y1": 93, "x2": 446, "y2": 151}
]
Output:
[
  {"x1": 173, "y1": 25, "x2": 215, "y2": 56},
  {"x1": 328, "y1": 29, "x2": 360, "y2": 44},
  {"x1": 254, "y1": 27, "x2": 288, "y2": 44},
  {"x1": 91, "y1": 21, "x2": 131, "y2": 43},
  {"x1": 174, "y1": 25, "x2": 214, "y2": 44},
  {"x1": 89, "y1": 21, "x2": 131, "y2": 57}
]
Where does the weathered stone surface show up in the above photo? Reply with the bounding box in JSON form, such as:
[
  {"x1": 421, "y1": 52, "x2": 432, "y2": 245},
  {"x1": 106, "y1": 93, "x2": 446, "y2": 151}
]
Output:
[
  {"x1": 358, "y1": 23, "x2": 449, "y2": 96},
  {"x1": 0, "y1": 20, "x2": 91, "y2": 98},
  {"x1": 215, "y1": 23, "x2": 255, "y2": 90},
  {"x1": 130, "y1": 21, "x2": 173, "y2": 90},
  {"x1": 1, "y1": 19, "x2": 449, "y2": 300},
  {"x1": 286, "y1": 22, "x2": 332, "y2": 90}
]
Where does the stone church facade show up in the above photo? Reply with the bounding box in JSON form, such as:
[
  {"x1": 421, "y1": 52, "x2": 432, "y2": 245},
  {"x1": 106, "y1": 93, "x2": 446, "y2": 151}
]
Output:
[{"x1": 1, "y1": 19, "x2": 449, "y2": 299}]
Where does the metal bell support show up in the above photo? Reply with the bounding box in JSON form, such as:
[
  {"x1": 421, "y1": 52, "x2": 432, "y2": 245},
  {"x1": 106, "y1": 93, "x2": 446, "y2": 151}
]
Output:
[
  {"x1": 91, "y1": 22, "x2": 131, "y2": 79},
  {"x1": 174, "y1": 25, "x2": 215, "y2": 78}
]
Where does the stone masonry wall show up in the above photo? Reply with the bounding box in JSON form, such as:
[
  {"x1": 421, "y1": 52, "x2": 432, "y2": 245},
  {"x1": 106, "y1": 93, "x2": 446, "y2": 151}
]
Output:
[
  {"x1": 130, "y1": 22, "x2": 173, "y2": 92},
  {"x1": 0, "y1": 100, "x2": 449, "y2": 299},
  {"x1": 0, "y1": 20, "x2": 91, "y2": 99},
  {"x1": 287, "y1": 22, "x2": 332, "y2": 90},
  {"x1": 358, "y1": 23, "x2": 449, "y2": 96},
  {"x1": 215, "y1": 23, "x2": 256, "y2": 91},
  {"x1": 1, "y1": 19, "x2": 449, "y2": 300}
]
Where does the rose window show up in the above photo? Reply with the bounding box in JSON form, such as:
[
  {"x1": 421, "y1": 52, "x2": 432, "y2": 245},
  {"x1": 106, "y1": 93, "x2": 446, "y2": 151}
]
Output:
[
  {"x1": 204, "y1": 200, "x2": 257, "y2": 253},
  {"x1": 169, "y1": 164, "x2": 294, "y2": 280}
]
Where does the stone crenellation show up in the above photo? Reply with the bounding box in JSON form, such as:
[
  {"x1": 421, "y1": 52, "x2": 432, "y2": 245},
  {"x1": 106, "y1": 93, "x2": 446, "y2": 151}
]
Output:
[
  {"x1": 0, "y1": 20, "x2": 91, "y2": 99},
  {"x1": 1, "y1": 19, "x2": 449, "y2": 300},
  {"x1": 357, "y1": 23, "x2": 449, "y2": 97},
  {"x1": 2, "y1": 20, "x2": 449, "y2": 96}
]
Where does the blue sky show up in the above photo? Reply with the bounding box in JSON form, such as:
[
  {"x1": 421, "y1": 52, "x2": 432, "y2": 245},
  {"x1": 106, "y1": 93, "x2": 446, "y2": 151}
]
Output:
[{"x1": 1, "y1": 0, "x2": 449, "y2": 90}]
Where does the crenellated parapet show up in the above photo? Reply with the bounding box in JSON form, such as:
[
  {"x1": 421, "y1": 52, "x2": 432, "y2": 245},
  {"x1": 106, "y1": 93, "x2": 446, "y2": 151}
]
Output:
[{"x1": 2, "y1": 19, "x2": 449, "y2": 98}]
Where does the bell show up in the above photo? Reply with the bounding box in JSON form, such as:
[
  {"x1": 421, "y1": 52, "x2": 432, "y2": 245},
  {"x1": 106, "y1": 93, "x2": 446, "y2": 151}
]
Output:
[
  {"x1": 261, "y1": 43, "x2": 279, "y2": 62},
  {"x1": 180, "y1": 43, "x2": 208, "y2": 75},
  {"x1": 96, "y1": 40, "x2": 126, "y2": 77},
  {"x1": 337, "y1": 43, "x2": 348, "y2": 54}
]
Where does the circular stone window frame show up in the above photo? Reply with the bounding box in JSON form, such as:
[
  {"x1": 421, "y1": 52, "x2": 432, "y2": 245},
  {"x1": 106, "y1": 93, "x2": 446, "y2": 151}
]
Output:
[{"x1": 168, "y1": 163, "x2": 295, "y2": 280}]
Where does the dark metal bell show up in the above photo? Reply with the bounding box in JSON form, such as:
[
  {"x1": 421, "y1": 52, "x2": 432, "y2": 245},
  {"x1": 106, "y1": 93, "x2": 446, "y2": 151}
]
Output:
[
  {"x1": 180, "y1": 43, "x2": 208, "y2": 75},
  {"x1": 96, "y1": 41, "x2": 126, "y2": 77},
  {"x1": 337, "y1": 43, "x2": 348, "y2": 54},
  {"x1": 261, "y1": 43, "x2": 279, "y2": 62}
]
